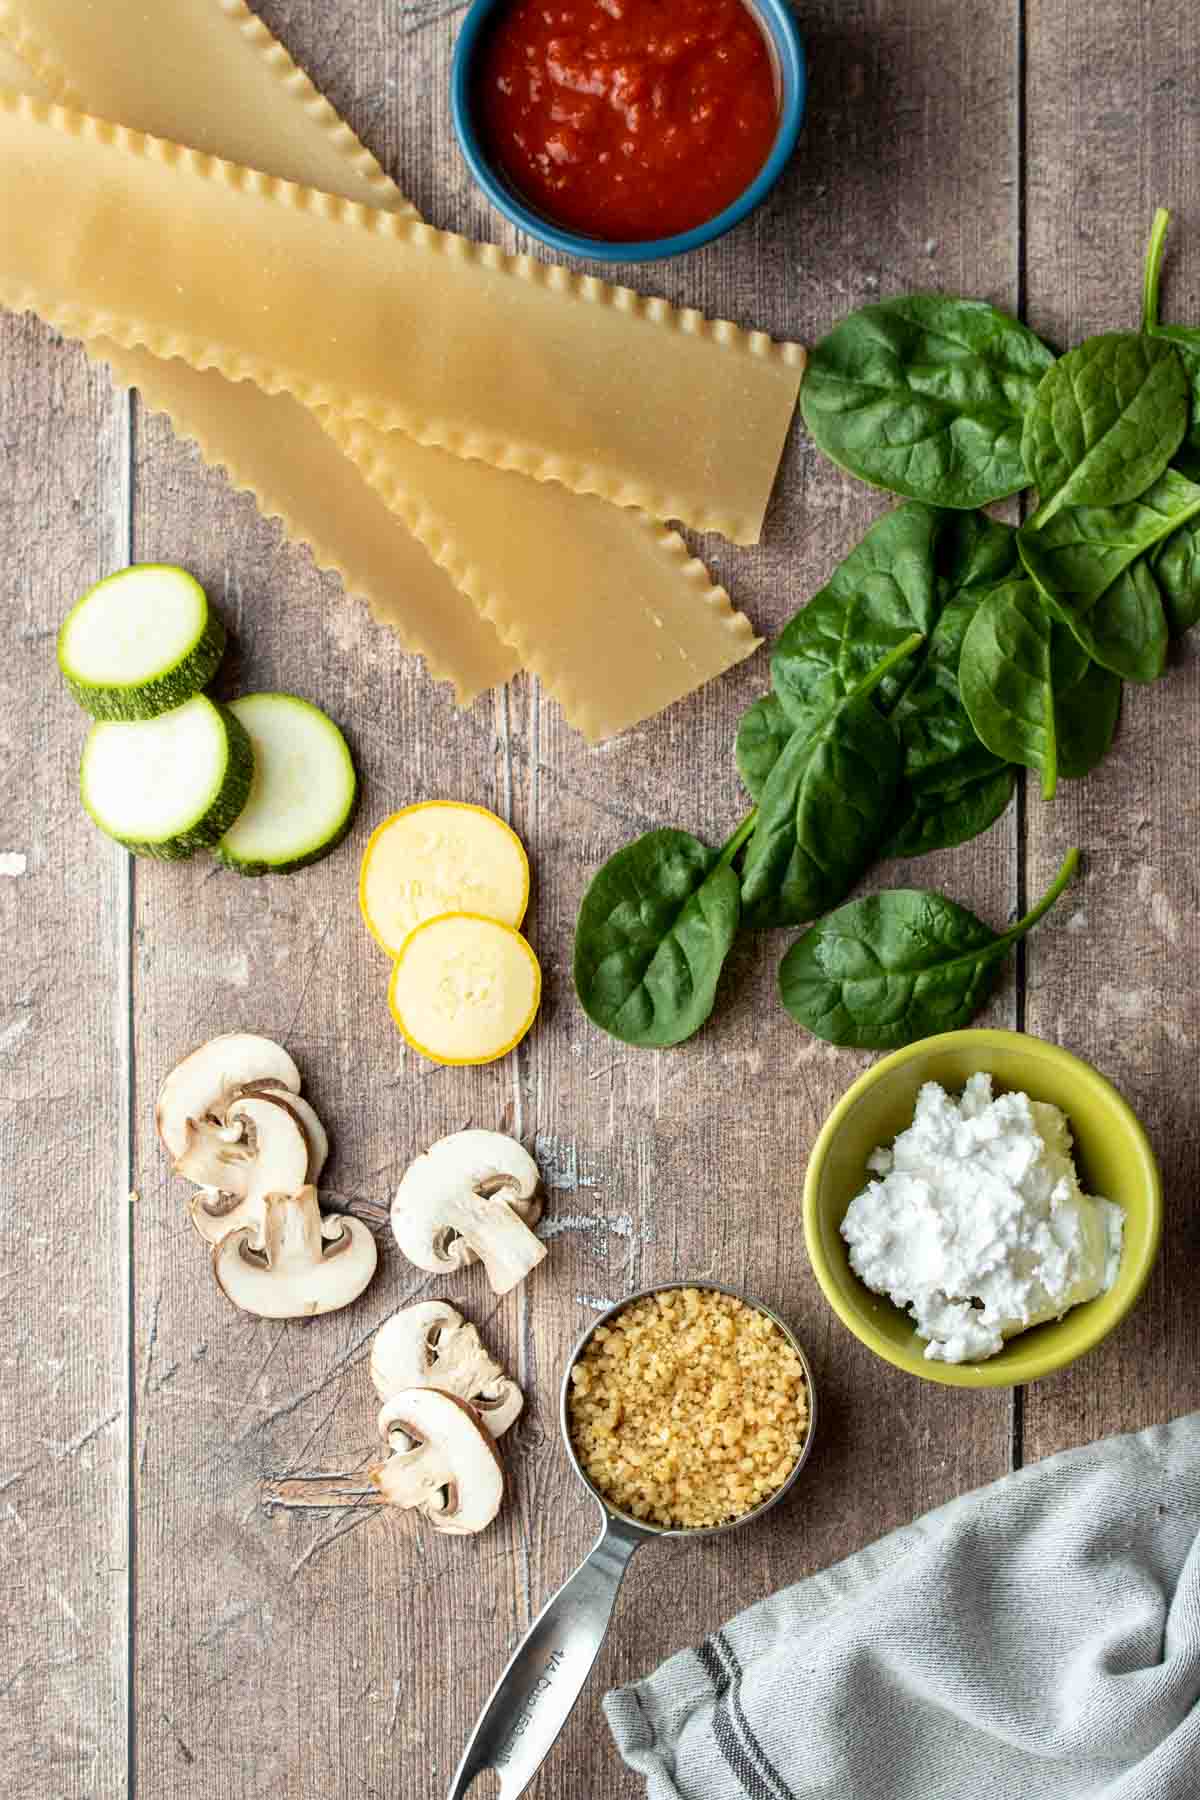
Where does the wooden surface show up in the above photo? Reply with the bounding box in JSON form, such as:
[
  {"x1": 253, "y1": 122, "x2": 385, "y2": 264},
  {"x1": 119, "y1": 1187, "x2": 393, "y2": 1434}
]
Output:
[{"x1": 2, "y1": 1, "x2": 1198, "y2": 1796}]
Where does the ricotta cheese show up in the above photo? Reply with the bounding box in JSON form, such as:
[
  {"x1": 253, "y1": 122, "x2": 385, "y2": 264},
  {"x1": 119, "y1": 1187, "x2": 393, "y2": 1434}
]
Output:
[{"x1": 840, "y1": 1073, "x2": 1124, "y2": 1363}]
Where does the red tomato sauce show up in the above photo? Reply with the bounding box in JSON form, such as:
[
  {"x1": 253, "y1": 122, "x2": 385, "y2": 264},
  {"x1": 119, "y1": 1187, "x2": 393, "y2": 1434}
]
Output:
[{"x1": 475, "y1": 0, "x2": 780, "y2": 243}]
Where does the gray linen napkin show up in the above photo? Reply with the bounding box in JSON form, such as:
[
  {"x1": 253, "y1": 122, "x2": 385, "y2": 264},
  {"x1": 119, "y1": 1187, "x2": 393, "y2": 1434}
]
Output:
[{"x1": 605, "y1": 1411, "x2": 1200, "y2": 1800}]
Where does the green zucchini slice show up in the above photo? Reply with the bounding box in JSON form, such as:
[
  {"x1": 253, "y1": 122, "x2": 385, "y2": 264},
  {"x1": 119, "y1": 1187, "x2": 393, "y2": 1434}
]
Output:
[
  {"x1": 58, "y1": 564, "x2": 226, "y2": 720},
  {"x1": 80, "y1": 695, "x2": 253, "y2": 860},
  {"x1": 214, "y1": 693, "x2": 358, "y2": 876}
]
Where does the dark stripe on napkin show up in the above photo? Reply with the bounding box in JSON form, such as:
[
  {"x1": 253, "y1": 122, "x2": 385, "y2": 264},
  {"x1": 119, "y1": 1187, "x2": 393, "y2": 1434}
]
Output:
[
  {"x1": 716, "y1": 1632, "x2": 796, "y2": 1800},
  {"x1": 696, "y1": 1636, "x2": 794, "y2": 1800}
]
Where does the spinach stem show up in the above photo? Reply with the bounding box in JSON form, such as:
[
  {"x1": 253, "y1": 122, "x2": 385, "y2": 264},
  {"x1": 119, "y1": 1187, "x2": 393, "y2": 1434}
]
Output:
[
  {"x1": 1004, "y1": 846, "x2": 1080, "y2": 941},
  {"x1": 851, "y1": 631, "x2": 926, "y2": 704},
  {"x1": 1143, "y1": 207, "x2": 1170, "y2": 332},
  {"x1": 715, "y1": 809, "x2": 758, "y2": 870}
]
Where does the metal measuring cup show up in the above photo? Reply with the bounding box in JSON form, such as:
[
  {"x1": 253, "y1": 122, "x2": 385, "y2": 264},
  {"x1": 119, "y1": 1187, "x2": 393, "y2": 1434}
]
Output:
[{"x1": 447, "y1": 1279, "x2": 818, "y2": 1800}]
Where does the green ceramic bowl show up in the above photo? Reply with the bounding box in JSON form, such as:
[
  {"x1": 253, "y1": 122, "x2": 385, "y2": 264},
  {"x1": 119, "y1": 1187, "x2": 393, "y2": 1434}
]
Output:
[{"x1": 802, "y1": 1030, "x2": 1162, "y2": 1388}]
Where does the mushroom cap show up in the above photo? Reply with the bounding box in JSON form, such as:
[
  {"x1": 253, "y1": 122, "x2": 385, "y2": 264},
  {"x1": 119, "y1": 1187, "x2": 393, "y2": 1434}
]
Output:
[
  {"x1": 265, "y1": 1090, "x2": 329, "y2": 1185},
  {"x1": 212, "y1": 1186, "x2": 378, "y2": 1318},
  {"x1": 156, "y1": 1032, "x2": 300, "y2": 1160},
  {"x1": 370, "y1": 1302, "x2": 524, "y2": 1438},
  {"x1": 390, "y1": 1130, "x2": 546, "y2": 1297},
  {"x1": 180, "y1": 1093, "x2": 311, "y2": 1245},
  {"x1": 370, "y1": 1388, "x2": 504, "y2": 1534}
]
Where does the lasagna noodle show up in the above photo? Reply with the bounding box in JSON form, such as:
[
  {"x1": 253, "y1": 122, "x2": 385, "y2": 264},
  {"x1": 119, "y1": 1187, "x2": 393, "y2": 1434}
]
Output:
[
  {"x1": 0, "y1": 6, "x2": 762, "y2": 735},
  {"x1": 0, "y1": 17, "x2": 516, "y2": 704},
  {"x1": 0, "y1": 92, "x2": 802, "y2": 545},
  {"x1": 0, "y1": 0, "x2": 771, "y2": 730},
  {"x1": 323, "y1": 415, "x2": 759, "y2": 741},
  {"x1": 0, "y1": 0, "x2": 411, "y2": 204}
]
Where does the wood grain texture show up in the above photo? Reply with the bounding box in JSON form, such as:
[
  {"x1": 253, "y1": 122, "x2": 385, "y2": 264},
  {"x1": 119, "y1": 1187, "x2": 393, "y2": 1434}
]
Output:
[
  {"x1": 4, "y1": 0, "x2": 1195, "y2": 1796},
  {"x1": 0, "y1": 318, "x2": 128, "y2": 1795},
  {"x1": 1021, "y1": 0, "x2": 1200, "y2": 1459}
]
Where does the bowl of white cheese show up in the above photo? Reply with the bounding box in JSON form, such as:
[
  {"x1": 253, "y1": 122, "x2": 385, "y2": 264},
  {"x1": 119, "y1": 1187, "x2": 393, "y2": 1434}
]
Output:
[{"x1": 802, "y1": 1030, "x2": 1162, "y2": 1387}]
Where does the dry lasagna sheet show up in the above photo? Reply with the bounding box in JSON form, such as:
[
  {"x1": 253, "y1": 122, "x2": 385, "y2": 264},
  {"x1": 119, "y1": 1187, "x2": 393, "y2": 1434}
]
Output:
[
  {"x1": 0, "y1": 95, "x2": 801, "y2": 543},
  {"x1": 324, "y1": 415, "x2": 759, "y2": 740},
  {"x1": 0, "y1": 5, "x2": 517, "y2": 706},
  {"x1": 0, "y1": 0, "x2": 794, "y2": 732}
]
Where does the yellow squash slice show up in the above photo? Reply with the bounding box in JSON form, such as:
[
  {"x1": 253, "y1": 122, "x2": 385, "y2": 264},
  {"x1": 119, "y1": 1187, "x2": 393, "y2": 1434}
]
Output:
[
  {"x1": 359, "y1": 801, "x2": 529, "y2": 957},
  {"x1": 388, "y1": 914, "x2": 541, "y2": 1066}
]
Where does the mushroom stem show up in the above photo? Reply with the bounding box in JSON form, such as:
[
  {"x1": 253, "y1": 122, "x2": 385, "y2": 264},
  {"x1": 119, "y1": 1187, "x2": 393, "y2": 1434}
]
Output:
[{"x1": 213, "y1": 1187, "x2": 378, "y2": 1318}]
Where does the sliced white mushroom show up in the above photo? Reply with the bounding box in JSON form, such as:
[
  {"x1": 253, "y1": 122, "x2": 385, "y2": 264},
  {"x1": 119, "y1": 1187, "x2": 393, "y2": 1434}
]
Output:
[
  {"x1": 391, "y1": 1130, "x2": 546, "y2": 1297},
  {"x1": 370, "y1": 1387, "x2": 504, "y2": 1535},
  {"x1": 268, "y1": 1091, "x2": 329, "y2": 1185},
  {"x1": 370, "y1": 1302, "x2": 524, "y2": 1439},
  {"x1": 179, "y1": 1093, "x2": 310, "y2": 1245},
  {"x1": 156, "y1": 1032, "x2": 300, "y2": 1160},
  {"x1": 213, "y1": 1185, "x2": 378, "y2": 1318}
]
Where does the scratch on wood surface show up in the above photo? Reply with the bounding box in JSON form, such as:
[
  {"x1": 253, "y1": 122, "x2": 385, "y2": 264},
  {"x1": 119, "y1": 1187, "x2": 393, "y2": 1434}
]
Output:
[
  {"x1": 41, "y1": 1407, "x2": 119, "y2": 1459},
  {"x1": 387, "y1": 1678, "x2": 402, "y2": 1736},
  {"x1": 137, "y1": 1291, "x2": 163, "y2": 1471},
  {"x1": 229, "y1": 1320, "x2": 288, "y2": 1434},
  {"x1": 242, "y1": 1278, "x2": 435, "y2": 1437},
  {"x1": 240, "y1": 1316, "x2": 380, "y2": 1437},
  {"x1": 398, "y1": 1, "x2": 467, "y2": 37},
  {"x1": 284, "y1": 913, "x2": 335, "y2": 1038},
  {"x1": 262, "y1": 1469, "x2": 382, "y2": 1512},
  {"x1": 196, "y1": 1600, "x2": 257, "y2": 1647},
  {"x1": 288, "y1": 1505, "x2": 377, "y2": 1576},
  {"x1": 46, "y1": 1584, "x2": 84, "y2": 1630},
  {"x1": 0, "y1": 1661, "x2": 30, "y2": 1700},
  {"x1": 587, "y1": 1058, "x2": 625, "y2": 1082}
]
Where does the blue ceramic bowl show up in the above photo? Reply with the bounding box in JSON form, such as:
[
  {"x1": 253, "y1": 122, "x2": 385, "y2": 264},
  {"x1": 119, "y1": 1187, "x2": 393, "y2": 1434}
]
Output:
[{"x1": 450, "y1": 0, "x2": 807, "y2": 264}]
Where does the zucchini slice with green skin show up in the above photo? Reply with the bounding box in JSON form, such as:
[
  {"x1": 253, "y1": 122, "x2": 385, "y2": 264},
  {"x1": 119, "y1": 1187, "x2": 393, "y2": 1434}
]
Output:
[
  {"x1": 58, "y1": 565, "x2": 226, "y2": 720},
  {"x1": 214, "y1": 693, "x2": 358, "y2": 876},
  {"x1": 80, "y1": 695, "x2": 253, "y2": 860}
]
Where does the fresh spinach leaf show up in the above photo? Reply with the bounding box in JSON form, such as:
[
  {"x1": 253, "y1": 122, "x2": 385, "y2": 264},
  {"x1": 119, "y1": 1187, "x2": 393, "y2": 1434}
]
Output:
[
  {"x1": 1016, "y1": 473, "x2": 1189, "y2": 682},
  {"x1": 740, "y1": 700, "x2": 902, "y2": 928},
  {"x1": 735, "y1": 694, "x2": 794, "y2": 802},
  {"x1": 884, "y1": 595, "x2": 1016, "y2": 854},
  {"x1": 1021, "y1": 332, "x2": 1189, "y2": 524},
  {"x1": 1071, "y1": 560, "x2": 1166, "y2": 685},
  {"x1": 1154, "y1": 514, "x2": 1200, "y2": 636},
  {"x1": 934, "y1": 509, "x2": 1022, "y2": 596},
  {"x1": 1055, "y1": 658, "x2": 1123, "y2": 780},
  {"x1": 1016, "y1": 468, "x2": 1200, "y2": 612},
  {"x1": 573, "y1": 818, "x2": 752, "y2": 1048},
  {"x1": 890, "y1": 595, "x2": 1012, "y2": 792},
  {"x1": 1142, "y1": 205, "x2": 1200, "y2": 474},
  {"x1": 1021, "y1": 539, "x2": 1167, "y2": 686},
  {"x1": 770, "y1": 503, "x2": 944, "y2": 729},
  {"x1": 778, "y1": 849, "x2": 1080, "y2": 1050},
  {"x1": 800, "y1": 296, "x2": 1055, "y2": 508},
  {"x1": 884, "y1": 767, "x2": 1016, "y2": 861},
  {"x1": 768, "y1": 507, "x2": 1017, "y2": 859},
  {"x1": 958, "y1": 580, "x2": 1090, "y2": 799},
  {"x1": 740, "y1": 636, "x2": 919, "y2": 928}
]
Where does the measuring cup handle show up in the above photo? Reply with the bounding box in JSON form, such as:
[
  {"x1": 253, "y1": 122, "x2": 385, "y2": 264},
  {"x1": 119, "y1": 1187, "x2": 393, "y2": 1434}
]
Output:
[{"x1": 445, "y1": 1512, "x2": 646, "y2": 1800}]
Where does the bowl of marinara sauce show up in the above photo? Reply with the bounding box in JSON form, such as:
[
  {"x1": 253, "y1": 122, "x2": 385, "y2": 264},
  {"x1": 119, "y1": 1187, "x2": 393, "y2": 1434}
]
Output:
[{"x1": 451, "y1": 0, "x2": 806, "y2": 262}]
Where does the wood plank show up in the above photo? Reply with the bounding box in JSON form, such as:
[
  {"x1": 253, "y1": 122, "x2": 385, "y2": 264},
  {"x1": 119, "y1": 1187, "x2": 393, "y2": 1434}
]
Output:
[
  {"x1": 1022, "y1": 0, "x2": 1200, "y2": 1460},
  {"x1": 126, "y1": 416, "x2": 536, "y2": 1789},
  {"x1": 0, "y1": 318, "x2": 128, "y2": 1795},
  {"x1": 124, "y1": 16, "x2": 540, "y2": 1800},
  {"x1": 513, "y1": 2, "x2": 1023, "y2": 1791}
]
